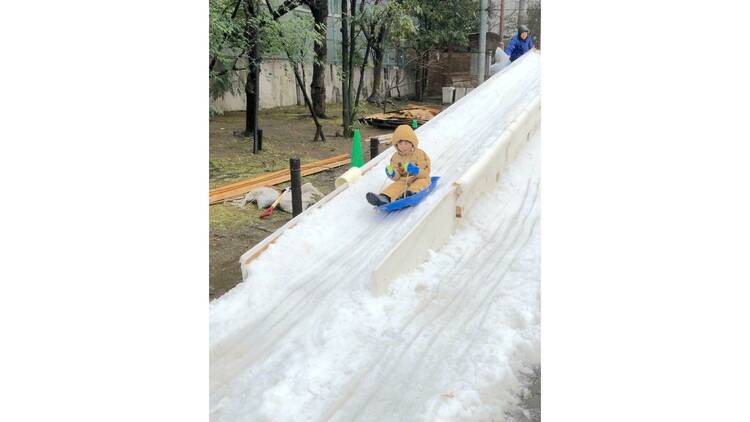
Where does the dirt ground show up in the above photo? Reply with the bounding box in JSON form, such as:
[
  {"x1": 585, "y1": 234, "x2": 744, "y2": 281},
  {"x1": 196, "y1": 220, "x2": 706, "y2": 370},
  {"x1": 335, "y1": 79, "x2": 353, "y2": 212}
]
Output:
[{"x1": 209, "y1": 99, "x2": 443, "y2": 300}]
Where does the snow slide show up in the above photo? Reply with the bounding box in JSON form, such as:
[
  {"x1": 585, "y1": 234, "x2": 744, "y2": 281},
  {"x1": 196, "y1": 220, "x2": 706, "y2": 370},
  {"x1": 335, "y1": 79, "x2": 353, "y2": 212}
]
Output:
[{"x1": 210, "y1": 51, "x2": 541, "y2": 421}]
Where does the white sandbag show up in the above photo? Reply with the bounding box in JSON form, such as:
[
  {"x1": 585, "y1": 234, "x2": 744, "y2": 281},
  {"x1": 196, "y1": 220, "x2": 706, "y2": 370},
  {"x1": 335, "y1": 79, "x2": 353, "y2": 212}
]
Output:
[
  {"x1": 242, "y1": 186, "x2": 280, "y2": 209},
  {"x1": 494, "y1": 47, "x2": 508, "y2": 63},
  {"x1": 278, "y1": 183, "x2": 325, "y2": 213},
  {"x1": 490, "y1": 47, "x2": 510, "y2": 76}
]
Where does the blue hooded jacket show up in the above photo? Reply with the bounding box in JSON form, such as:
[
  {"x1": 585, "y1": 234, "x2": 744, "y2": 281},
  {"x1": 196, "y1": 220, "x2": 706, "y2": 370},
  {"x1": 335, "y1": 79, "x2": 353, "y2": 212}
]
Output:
[{"x1": 505, "y1": 33, "x2": 534, "y2": 62}]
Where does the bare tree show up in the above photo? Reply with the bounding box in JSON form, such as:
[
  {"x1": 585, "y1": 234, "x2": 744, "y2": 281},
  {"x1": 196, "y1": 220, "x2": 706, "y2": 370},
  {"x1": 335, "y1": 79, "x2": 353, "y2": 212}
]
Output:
[
  {"x1": 210, "y1": 0, "x2": 305, "y2": 147},
  {"x1": 244, "y1": 0, "x2": 261, "y2": 143},
  {"x1": 340, "y1": 0, "x2": 364, "y2": 137},
  {"x1": 341, "y1": 0, "x2": 352, "y2": 137},
  {"x1": 263, "y1": 0, "x2": 326, "y2": 141},
  {"x1": 359, "y1": 0, "x2": 388, "y2": 103},
  {"x1": 304, "y1": 0, "x2": 329, "y2": 118}
]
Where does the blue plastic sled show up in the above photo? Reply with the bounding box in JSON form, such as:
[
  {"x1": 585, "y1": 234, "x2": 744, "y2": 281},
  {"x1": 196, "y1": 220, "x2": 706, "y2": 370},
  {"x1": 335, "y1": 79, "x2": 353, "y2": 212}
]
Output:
[{"x1": 377, "y1": 176, "x2": 440, "y2": 212}]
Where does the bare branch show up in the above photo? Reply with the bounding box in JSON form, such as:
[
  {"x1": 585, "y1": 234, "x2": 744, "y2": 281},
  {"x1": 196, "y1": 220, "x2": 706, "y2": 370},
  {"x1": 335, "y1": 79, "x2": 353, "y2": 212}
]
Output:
[
  {"x1": 214, "y1": 50, "x2": 247, "y2": 76},
  {"x1": 264, "y1": 0, "x2": 303, "y2": 21}
]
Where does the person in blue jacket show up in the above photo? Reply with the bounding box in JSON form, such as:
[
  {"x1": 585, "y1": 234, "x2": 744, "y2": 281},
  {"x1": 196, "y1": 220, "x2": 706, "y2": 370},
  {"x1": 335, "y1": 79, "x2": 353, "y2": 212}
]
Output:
[{"x1": 505, "y1": 24, "x2": 535, "y2": 62}]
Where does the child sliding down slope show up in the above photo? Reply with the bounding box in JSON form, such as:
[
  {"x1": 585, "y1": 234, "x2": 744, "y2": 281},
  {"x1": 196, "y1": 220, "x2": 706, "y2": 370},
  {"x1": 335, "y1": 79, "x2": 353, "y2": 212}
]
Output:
[{"x1": 366, "y1": 124, "x2": 432, "y2": 206}]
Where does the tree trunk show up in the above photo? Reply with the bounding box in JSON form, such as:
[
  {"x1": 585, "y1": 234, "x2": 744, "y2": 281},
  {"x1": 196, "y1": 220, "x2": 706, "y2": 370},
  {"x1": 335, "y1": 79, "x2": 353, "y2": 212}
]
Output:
[
  {"x1": 368, "y1": 26, "x2": 386, "y2": 103},
  {"x1": 346, "y1": 0, "x2": 357, "y2": 135},
  {"x1": 292, "y1": 63, "x2": 326, "y2": 142},
  {"x1": 244, "y1": 0, "x2": 260, "y2": 151},
  {"x1": 414, "y1": 52, "x2": 425, "y2": 100},
  {"x1": 348, "y1": 0, "x2": 356, "y2": 98},
  {"x1": 354, "y1": 39, "x2": 372, "y2": 118},
  {"x1": 307, "y1": 0, "x2": 328, "y2": 118},
  {"x1": 396, "y1": 67, "x2": 402, "y2": 97},
  {"x1": 245, "y1": 58, "x2": 260, "y2": 137},
  {"x1": 340, "y1": 0, "x2": 351, "y2": 137}
]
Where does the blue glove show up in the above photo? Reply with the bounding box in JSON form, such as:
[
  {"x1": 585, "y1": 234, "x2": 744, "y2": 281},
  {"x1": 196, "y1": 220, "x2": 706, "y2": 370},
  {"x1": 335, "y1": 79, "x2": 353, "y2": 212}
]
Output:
[
  {"x1": 385, "y1": 164, "x2": 396, "y2": 179},
  {"x1": 404, "y1": 162, "x2": 420, "y2": 176}
]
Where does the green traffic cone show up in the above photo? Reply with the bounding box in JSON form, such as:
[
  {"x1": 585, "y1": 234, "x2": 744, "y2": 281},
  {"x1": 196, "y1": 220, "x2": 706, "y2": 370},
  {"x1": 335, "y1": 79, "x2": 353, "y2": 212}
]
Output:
[
  {"x1": 411, "y1": 119, "x2": 418, "y2": 129},
  {"x1": 351, "y1": 128, "x2": 364, "y2": 168}
]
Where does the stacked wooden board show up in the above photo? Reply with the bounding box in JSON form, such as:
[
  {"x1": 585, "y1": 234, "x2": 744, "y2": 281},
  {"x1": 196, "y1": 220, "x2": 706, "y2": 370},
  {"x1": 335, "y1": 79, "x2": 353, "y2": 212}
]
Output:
[{"x1": 209, "y1": 154, "x2": 350, "y2": 204}]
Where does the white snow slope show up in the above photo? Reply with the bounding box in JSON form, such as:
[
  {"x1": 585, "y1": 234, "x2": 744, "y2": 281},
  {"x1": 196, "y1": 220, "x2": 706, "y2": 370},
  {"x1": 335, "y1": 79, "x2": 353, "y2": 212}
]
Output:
[{"x1": 210, "y1": 52, "x2": 541, "y2": 421}]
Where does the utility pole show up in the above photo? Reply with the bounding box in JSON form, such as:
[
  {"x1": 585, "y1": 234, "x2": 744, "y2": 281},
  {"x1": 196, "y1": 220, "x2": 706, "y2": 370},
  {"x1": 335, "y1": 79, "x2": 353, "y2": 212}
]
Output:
[{"x1": 478, "y1": 0, "x2": 488, "y2": 83}]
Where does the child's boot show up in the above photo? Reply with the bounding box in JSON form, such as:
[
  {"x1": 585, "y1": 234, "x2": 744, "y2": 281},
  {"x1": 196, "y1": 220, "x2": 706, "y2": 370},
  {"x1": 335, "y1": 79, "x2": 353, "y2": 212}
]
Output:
[{"x1": 366, "y1": 192, "x2": 390, "y2": 206}]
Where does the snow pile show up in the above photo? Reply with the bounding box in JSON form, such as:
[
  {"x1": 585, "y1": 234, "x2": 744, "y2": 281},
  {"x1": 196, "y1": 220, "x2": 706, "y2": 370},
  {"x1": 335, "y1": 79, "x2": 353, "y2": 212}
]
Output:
[
  {"x1": 210, "y1": 51, "x2": 540, "y2": 346},
  {"x1": 210, "y1": 130, "x2": 540, "y2": 421}
]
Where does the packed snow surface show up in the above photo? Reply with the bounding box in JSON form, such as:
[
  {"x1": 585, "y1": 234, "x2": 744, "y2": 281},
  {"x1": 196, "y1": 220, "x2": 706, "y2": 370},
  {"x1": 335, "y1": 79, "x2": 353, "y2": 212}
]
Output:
[{"x1": 210, "y1": 52, "x2": 541, "y2": 421}]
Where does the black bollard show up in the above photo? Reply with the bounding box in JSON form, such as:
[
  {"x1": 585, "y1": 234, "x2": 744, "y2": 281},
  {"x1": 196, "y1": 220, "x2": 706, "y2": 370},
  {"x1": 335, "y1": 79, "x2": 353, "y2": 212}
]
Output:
[
  {"x1": 257, "y1": 129, "x2": 263, "y2": 151},
  {"x1": 370, "y1": 137, "x2": 379, "y2": 161},
  {"x1": 289, "y1": 158, "x2": 302, "y2": 217}
]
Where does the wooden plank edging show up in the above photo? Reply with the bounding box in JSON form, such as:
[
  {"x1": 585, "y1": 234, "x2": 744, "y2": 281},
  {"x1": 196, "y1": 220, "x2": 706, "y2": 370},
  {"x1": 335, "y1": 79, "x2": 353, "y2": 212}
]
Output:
[{"x1": 209, "y1": 154, "x2": 350, "y2": 204}]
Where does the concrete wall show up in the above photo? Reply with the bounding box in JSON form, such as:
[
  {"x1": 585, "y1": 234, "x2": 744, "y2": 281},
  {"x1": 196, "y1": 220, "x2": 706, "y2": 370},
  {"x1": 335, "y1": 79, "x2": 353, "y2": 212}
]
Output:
[{"x1": 211, "y1": 58, "x2": 415, "y2": 112}]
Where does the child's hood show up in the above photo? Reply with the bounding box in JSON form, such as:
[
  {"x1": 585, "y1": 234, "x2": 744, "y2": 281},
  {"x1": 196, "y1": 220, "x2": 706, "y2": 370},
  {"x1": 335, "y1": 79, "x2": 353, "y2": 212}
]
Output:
[{"x1": 390, "y1": 124, "x2": 419, "y2": 149}]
